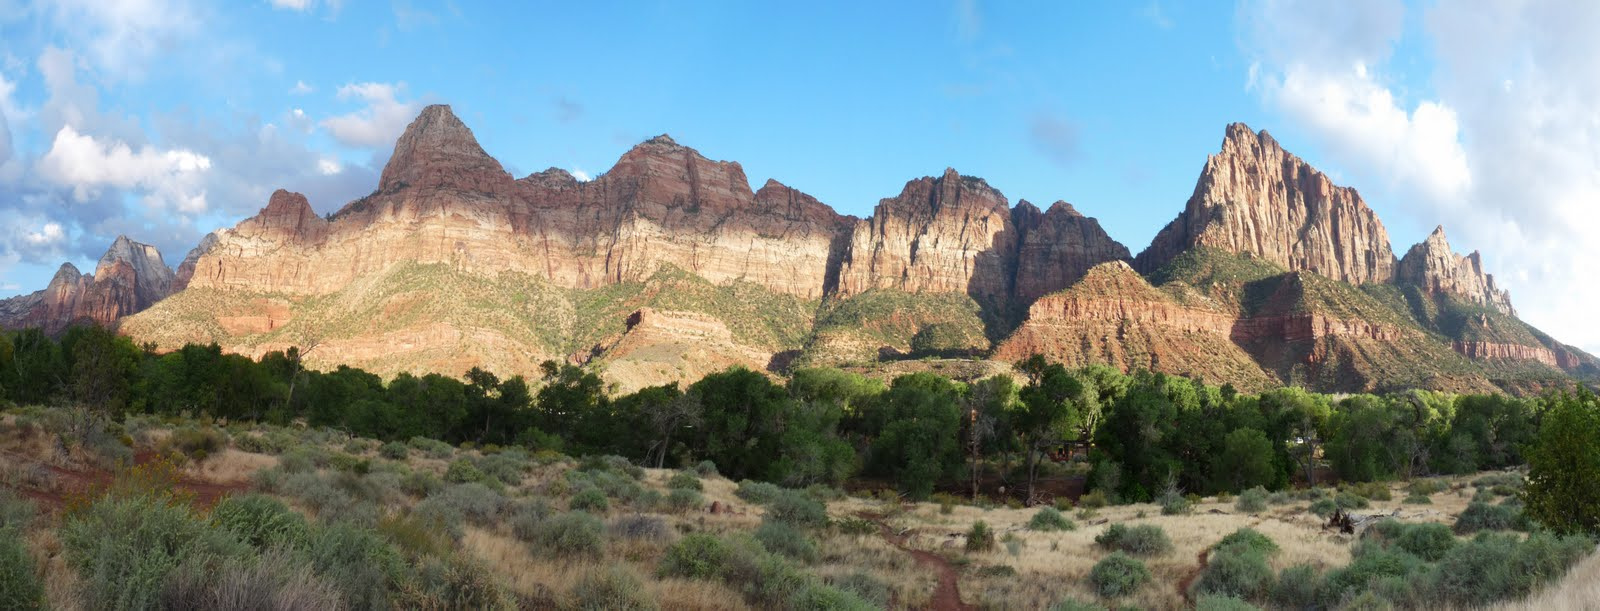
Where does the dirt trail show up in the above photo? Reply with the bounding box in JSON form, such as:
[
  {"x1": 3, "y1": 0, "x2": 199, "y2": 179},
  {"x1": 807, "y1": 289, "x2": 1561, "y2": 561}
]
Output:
[
  {"x1": 1, "y1": 449, "x2": 250, "y2": 512},
  {"x1": 1178, "y1": 548, "x2": 1210, "y2": 603},
  {"x1": 860, "y1": 512, "x2": 976, "y2": 611}
]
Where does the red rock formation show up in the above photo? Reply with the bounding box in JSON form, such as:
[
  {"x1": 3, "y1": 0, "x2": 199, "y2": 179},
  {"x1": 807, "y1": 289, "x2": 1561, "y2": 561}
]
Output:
[
  {"x1": 0, "y1": 236, "x2": 174, "y2": 334},
  {"x1": 1136, "y1": 123, "x2": 1395, "y2": 285},
  {"x1": 1396, "y1": 226, "x2": 1514, "y2": 315},
  {"x1": 1011, "y1": 200, "x2": 1131, "y2": 303},
  {"x1": 836, "y1": 168, "x2": 1016, "y2": 304}
]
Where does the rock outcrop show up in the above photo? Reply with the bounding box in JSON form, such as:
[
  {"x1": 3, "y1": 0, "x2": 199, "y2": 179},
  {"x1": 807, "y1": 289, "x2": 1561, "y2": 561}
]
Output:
[
  {"x1": 1011, "y1": 200, "x2": 1131, "y2": 303},
  {"x1": 1396, "y1": 226, "x2": 1514, "y2": 315},
  {"x1": 1135, "y1": 123, "x2": 1395, "y2": 285},
  {"x1": 836, "y1": 168, "x2": 1016, "y2": 304},
  {"x1": 0, "y1": 236, "x2": 174, "y2": 334}
]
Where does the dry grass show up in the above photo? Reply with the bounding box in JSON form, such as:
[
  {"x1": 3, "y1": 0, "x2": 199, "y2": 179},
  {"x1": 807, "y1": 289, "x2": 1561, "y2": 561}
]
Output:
[
  {"x1": 1497, "y1": 545, "x2": 1600, "y2": 611},
  {"x1": 187, "y1": 448, "x2": 278, "y2": 483}
]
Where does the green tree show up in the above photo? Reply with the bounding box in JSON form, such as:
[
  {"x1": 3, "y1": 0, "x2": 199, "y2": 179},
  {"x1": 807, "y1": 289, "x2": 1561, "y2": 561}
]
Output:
[
  {"x1": 689, "y1": 367, "x2": 790, "y2": 481},
  {"x1": 1213, "y1": 428, "x2": 1276, "y2": 492},
  {"x1": 861, "y1": 372, "x2": 965, "y2": 499},
  {"x1": 62, "y1": 325, "x2": 139, "y2": 419},
  {"x1": 1015, "y1": 357, "x2": 1083, "y2": 502},
  {"x1": 1523, "y1": 390, "x2": 1600, "y2": 535}
]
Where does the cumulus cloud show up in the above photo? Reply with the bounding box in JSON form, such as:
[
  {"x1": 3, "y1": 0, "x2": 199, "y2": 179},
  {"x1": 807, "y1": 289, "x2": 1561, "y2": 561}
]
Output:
[
  {"x1": 1239, "y1": 0, "x2": 1600, "y2": 353},
  {"x1": 290, "y1": 80, "x2": 313, "y2": 94},
  {"x1": 42, "y1": 0, "x2": 201, "y2": 81},
  {"x1": 24, "y1": 222, "x2": 64, "y2": 247},
  {"x1": 570, "y1": 168, "x2": 591, "y2": 182},
  {"x1": 38, "y1": 125, "x2": 212, "y2": 213},
  {"x1": 320, "y1": 82, "x2": 420, "y2": 148}
]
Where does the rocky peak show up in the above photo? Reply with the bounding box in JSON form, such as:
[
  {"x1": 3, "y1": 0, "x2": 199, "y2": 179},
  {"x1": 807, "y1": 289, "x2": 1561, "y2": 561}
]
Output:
[
  {"x1": 1397, "y1": 225, "x2": 1515, "y2": 315},
  {"x1": 378, "y1": 104, "x2": 508, "y2": 193},
  {"x1": 50, "y1": 262, "x2": 85, "y2": 287},
  {"x1": 1011, "y1": 199, "x2": 1131, "y2": 303},
  {"x1": 1135, "y1": 122, "x2": 1396, "y2": 286},
  {"x1": 242, "y1": 190, "x2": 329, "y2": 244},
  {"x1": 93, "y1": 236, "x2": 175, "y2": 306},
  {"x1": 173, "y1": 232, "x2": 220, "y2": 291},
  {"x1": 754, "y1": 179, "x2": 848, "y2": 226},
  {"x1": 519, "y1": 167, "x2": 581, "y2": 191}
]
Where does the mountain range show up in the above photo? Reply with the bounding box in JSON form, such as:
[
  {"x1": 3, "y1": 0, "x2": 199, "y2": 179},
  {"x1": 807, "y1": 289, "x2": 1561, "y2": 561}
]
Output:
[{"x1": 3, "y1": 105, "x2": 1593, "y2": 394}]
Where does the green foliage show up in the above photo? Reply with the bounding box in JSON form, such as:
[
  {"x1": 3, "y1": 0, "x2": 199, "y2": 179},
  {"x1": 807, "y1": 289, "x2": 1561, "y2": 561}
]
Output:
[
  {"x1": 408, "y1": 436, "x2": 454, "y2": 459},
  {"x1": 1454, "y1": 501, "x2": 1527, "y2": 534},
  {"x1": 305, "y1": 522, "x2": 410, "y2": 609},
  {"x1": 530, "y1": 511, "x2": 605, "y2": 558},
  {"x1": 693, "y1": 460, "x2": 719, "y2": 477},
  {"x1": 1027, "y1": 507, "x2": 1076, "y2": 531},
  {"x1": 569, "y1": 487, "x2": 610, "y2": 513},
  {"x1": 1194, "y1": 529, "x2": 1278, "y2": 600},
  {"x1": 965, "y1": 521, "x2": 995, "y2": 553},
  {"x1": 571, "y1": 565, "x2": 659, "y2": 611},
  {"x1": 667, "y1": 470, "x2": 702, "y2": 491},
  {"x1": 608, "y1": 514, "x2": 671, "y2": 544},
  {"x1": 827, "y1": 572, "x2": 891, "y2": 609},
  {"x1": 1235, "y1": 486, "x2": 1268, "y2": 513},
  {"x1": 1419, "y1": 531, "x2": 1591, "y2": 606},
  {"x1": 1195, "y1": 595, "x2": 1262, "y2": 611},
  {"x1": 666, "y1": 488, "x2": 703, "y2": 513},
  {"x1": 443, "y1": 459, "x2": 487, "y2": 485},
  {"x1": 0, "y1": 497, "x2": 42, "y2": 610},
  {"x1": 168, "y1": 426, "x2": 229, "y2": 461},
  {"x1": 1094, "y1": 523, "x2": 1173, "y2": 556},
  {"x1": 858, "y1": 372, "x2": 966, "y2": 500},
  {"x1": 1213, "y1": 428, "x2": 1278, "y2": 492},
  {"x1": 755, "y1": 520, "x2": 819, "y2": 563},
  {"x1": 210, "y1": 494, "x2": 309, "y2": 550},
  {"x1": 1088, "y1": 552, "x2": 1149, "y2": 598},
  {"x1": 735, "y1": 480, "x2": 784, "y2": 504},
  {"x1": 658, "y1": 534, "x2": 729, "y2": 580},
  {"x1": 1523, "y1": 390, "x2": 1600, "y2": 535},
  {"x1": 1271, "y1": 564, "x2": 1322, "y2": 610},
  {"x1": 61, "y1": 493, "x2": 250, "y2": 610},
  {"x1": 1344, "y1": 481, "x2": 1392, "y2": 502}
]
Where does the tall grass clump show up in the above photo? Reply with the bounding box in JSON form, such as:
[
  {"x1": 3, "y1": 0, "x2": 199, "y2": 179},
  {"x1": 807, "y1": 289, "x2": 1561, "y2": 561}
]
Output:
[
  {"x1": 1094, "y1": 523, "x2": 1173, "y2": 556},
  {"x1": 0, "y1": 490, "x2": 42, "y2": 610},
  {"x1": 571, "y1": 565, "x2": 658, "y2": 610},
  {"x1": 1028, "y1": 506, "x2": 1076, "y2": 531},
  {"x1": 210, "y1": 493, "x2": 310, "y2": 550}
]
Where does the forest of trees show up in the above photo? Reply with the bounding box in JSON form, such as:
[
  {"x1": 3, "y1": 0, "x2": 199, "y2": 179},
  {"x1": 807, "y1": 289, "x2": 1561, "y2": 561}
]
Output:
[{"x1": 3, "y1": 326, "x2": 1596, "y2": 530}]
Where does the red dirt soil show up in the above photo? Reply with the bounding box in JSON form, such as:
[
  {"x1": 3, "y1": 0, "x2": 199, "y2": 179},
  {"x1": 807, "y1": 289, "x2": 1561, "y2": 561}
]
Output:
[
  {"x1": 860, "y1": 511, "x2": 976, "y2": 611},
  {"x1": 1, "y1": 449, "x2": 251, "y2": 513}
]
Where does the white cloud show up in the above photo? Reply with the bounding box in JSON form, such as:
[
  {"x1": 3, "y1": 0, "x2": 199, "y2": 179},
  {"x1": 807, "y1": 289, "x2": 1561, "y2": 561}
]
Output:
[
  {"x1": 0, "y1": 282, "x2": 19, "y2": 291},
  {"x1": 290, "y1": 80, "x2": 314, "y2": 94},
  {"x1": 24, "y1": 222, "x2": 64, "y2": 247},
  {"x1": 269, "y1": 0, "x2": 313, "y2": 10},
  {"x1": 1239, "y1": 0, "x2": 1600, "y2": 353},
  {"x1": 571, "y1": 168, "x2": 591, "y2": 182},
  {"x1": 42, "y1": 0, "x2": 201, "y2": 81},
  {"x1": 320, "y1": 82, "x2": 420, "y2": 148},
  {"x1": 317, "y1": 158, "x2": 342, "y2": 175},
  {"x1": 37, "y1": 125, "x2": 212, "y2": 213}
]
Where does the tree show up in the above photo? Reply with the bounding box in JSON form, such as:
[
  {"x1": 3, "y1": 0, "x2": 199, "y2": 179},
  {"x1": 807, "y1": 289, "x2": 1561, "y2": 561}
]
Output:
[
  {"x1": 1213, "y1": 428, "x2": 1276, "y2": 492},
  {"x1": 1523, "y1": 390, "x2": 1600, "y2": 535},
  {"x1": 963, "y1": 375, "x2": 1017, "y2": 499},
  {"x1": 689, "y1": 367, "x2": 790, "y2": 481},
  {"x1": 62, "y1": 325, "x2": 138, "y2": 419},
  {"x1": 861, "y1": 372, "x2": 966, "y2": 500},
  {"x1": 1261, "y1": 387, "x2": 1330, "y2": 486},
  {"x1": 1015, "y1": 360, "x2": 1082, "y2": 503}
]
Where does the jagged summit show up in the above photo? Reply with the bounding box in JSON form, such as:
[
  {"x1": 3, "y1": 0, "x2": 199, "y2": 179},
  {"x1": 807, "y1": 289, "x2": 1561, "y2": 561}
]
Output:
[
  {"x1": 378, "y1": 103, "x2": 507, "y2": 193},
  {"x1": 1135, "y1": 122, "x2": 1395, "y2": 286},
  {"x1": 1397, "y1": 224, "x2": 1515, "y2": 315}
]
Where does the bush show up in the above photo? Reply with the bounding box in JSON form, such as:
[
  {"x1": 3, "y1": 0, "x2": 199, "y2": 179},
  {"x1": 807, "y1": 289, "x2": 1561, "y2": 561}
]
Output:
[
  {"x1": 1193, "y1": 539, "x2": 1275, "y2": 600},
  {"x1": 476, "y1": 450, "x2": 530, "y2": 486},
  {"x1": 965, "y1": 521, "x2": 995, "y2": 552},
  {"x1": 767, "y1": 490, "x2": 828, "y2": 528},
  {"x1": 1335, "y1": 491, "x2": 1371, "y2": 510},
  {"x1": 1472, "y1": 472, "x2": 1524, "y2": 490},
  {"x1": 1028, "y1": 507, "x2": 1076, "y2": 531},
  {"x1": 414, "y1": 483, "x2": 505, "y2": 533},
  {"x1": 1235, "y1": 486, "x2": 1269, "y2": 513},
  {"x1": 1089, "y1": 552, "x2": 1149, "y2": 598},
  {"x1": 305, "y1": 522, "x2": 410, "y2": 609},
  {"x1": 1308, "y1": 498, "x2": 1338, "y2": 518},
  {"x1": 414, "y1": 556, "x2": 515, "y2": 610},
  {"x1": 1078, "y1": 489, "x2": 1108, "y2": 509},
  {"x1": 755, "y1": 520, "x2": 819, "y2": 563},
  {"x1": 401, "y1": 470, "x2": 444, "y2": 498},
  {"x1": 658, "y1": 533, "x2": 729, "y2": 580},
  {"x1": 1407, "y1": 478, "x2": 1446, "y2": 496},
  {"x1": 1404, "y1": 493, "x2": 1434, "y2": 504},
  {"x1": 0, "y1": 530, "x2": 43, "y2": 610},
  {"x1": 1371, "y1": 520, "x2": 1456, "y2": 561},
  {"x1": 210, "y1": 494, "x2": 309, "y2": 550},
  {"x1": 378, "y1": 441, "x2": 409, "y2": 460},
  {"x1": 508, "y1": 499, "x2": 552, "y2": 542},
  {"x1": 828, "y1": 572, "x2": 891, "y2": 608},
  {"x1": 694, "y1": 460, "x2": 719, "y2": 477},
  {"x1": 1422, "y1": 531, "x2": 1590, "y2": 606},
  {"x1": 278, "y1": 447, "x2": 319, "y2": 474},
  {"x1": 169, "y1": 426, "x2": 229, "y2": 461},
  {"x1": 579, "y1": 455, "x2": 644, "y2": 480},
  {"x1": 1271, "y1": 564, "x2": 1322, "y2": 610},
  {"x1": 734, "y1": 480, "x2": 784, "y2": 505},
  {"x1": 159, "y1": 549, "x2": 343, "y2": 611},
  {"x1": 408, "y1": 436, "x2": 454, "y2": 459},
  {"x1": 666, "y1": 488, "x2": 704, "y2": 513},
  {"x1": 805, "y1": 483, "x2": 845, "y2": 502},
  {"x1": 570, "y1": 487, "x2": 610, "y2": 513},
  {"x1": 444, "y1": 459, "x2": 487, "y2": 484},
  {"x1": 610, "y1": 514, "x2": 672, "y2": 544},
  {"x1": 571, "y1": 565, "x2": 658, "y2": 611},
  {"x1": 326, "y1": 452, "x2": 370, "y2": 475},
  {"x1": 234, "y1": 433, "x2": 285, "y2": 455},
  {"x1": 1196, "y1": 595, "x2": 1262, "y2": 611},
  {"x1": 62, "y1": 494, "x2": 250, "y2": 610},
  {"x1": 1094, "y1": 523, "x2": 1173, "y2": 556},
  {"x1": 531, "y1": 511, "x2": 605, "y2": 558},
  {"x1": 667, "y1": 470, "x2": 702, "y2": 492},
  {"x1": 1345, "y1": 481, "x2": 1392, "y2": 502},
  {"x1": 1455, "y1": 501, "x2": 1526, "y2": 534},
  {"x1": 1320, "y1": 545, "x2": 1425, "y2": 605}
]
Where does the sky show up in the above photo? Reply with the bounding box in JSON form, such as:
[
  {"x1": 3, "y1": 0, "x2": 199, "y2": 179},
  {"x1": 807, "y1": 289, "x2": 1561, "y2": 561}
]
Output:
[{"x1": 1, "y1": 1, "x2": 1599, "y2": 352}]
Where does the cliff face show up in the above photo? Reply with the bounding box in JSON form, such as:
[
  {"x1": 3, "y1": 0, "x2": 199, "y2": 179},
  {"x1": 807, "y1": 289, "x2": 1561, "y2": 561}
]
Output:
[
  {"x1": 835, "y1": 169, "x2": 1017, "y2": 305},
  {"x1": 1135, "y1": 123, "x2": 1395, "y2": 286},
  {"x1": 1396, "y1": 226, "x2": 1514, "y2": 316},
  {"x1": 0, "y1": 237, "x2": 174, "y2": 334},
  {"x1": 1010, "y1": 200, "x2": 1132, "y2": 304}
]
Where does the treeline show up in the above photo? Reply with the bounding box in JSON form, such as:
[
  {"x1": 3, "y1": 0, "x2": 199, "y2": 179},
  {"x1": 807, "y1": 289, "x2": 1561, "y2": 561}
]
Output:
[{"x1": 0, "y1": 328, "x2": 1586, "y2": 506}]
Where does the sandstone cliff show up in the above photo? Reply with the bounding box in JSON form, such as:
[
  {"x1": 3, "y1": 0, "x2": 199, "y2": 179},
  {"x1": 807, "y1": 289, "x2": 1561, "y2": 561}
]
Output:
[
  {"x1": 1011, "y1": 200, "x2": 1131, "y2": 304},
  {"x1": 0, "y1": 236, "x2": 174, "y2": 334},
  {"x1": 1135, "y1": 123, "x2": 1395, "y2": 285},
  {"x1": 1396, "y1": 226, "x2": 1514, "y2": 316}
]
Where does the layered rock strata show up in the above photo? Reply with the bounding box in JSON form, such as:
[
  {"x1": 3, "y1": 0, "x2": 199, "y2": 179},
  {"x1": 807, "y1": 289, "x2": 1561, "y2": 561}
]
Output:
[{"x1": 1397, "y1": 226, "x2": 1514, "y2": 316}]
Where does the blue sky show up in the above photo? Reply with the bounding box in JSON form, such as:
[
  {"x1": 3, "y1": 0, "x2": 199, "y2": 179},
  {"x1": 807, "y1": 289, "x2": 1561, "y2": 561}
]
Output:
[{"x1": 3, "y1": 1, "x2": 1599, "y2": 351}]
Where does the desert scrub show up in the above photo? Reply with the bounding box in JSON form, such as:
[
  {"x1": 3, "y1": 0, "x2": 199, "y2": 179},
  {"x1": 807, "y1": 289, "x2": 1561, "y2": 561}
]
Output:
[
  {"x1": 1271, "y1": 564, "x2": 1323, "y2": 610},
  {"x1": 570, "y1": 565, "x2": 658, "y2": 611},
  {"x1": 476, "y1": 449, "x2": 530, "y2": 486},
  {"x1": 734, "y1": 480, "x2": 784, "y2": 504},
  {"x1": 1088, "y1": 552, "x2": 1149, "y2": 598},
  {"x1": 1454, "y1": 501, "x2": 1527, "y2": 534},
  {"x1": 609, "y1": 514, "x2": 672, "y2": 544},
  {"x1": 754, "y1": 519, "x2": 819, "y2": 563},
  {"x1": 408, "y1": 436, "x2": 454, "y2": 459},
  {"x1": 0, "y1": 492, "x2": 41, "y2": 610},
  {"x1": 1027, "y1": 507, "x2": 1076, "y2": 531},
  {"x1": 765, "y1": 490, "x2": 827, "y2": 528},
  {"x1": 1094, "y1": 523, "x2": 1173, "y2": 556},
  {"x1": 531, "y1": 511, "x2": 605, "y2": 558},
  {"x1": 693, "y1": 460, "x2": 719, "y2": 477},
  {"x1": 666, "y1": 488, "x2": 704, "y2": 513},
  {"x1": 1235, "y1": 486, "x2": 1269, "y2": 513},
  {"x1": 667, "y1": 470, "x2": 702, "y2": 492},
  {"x1": 306, "y1": 522, "x2": 412, "y2": 609},
  {"x1": 1192, "y1": 529, "x2": 1278, "y2": 600},
  {"x1": 378, "y1": 441, "x2": 409, "y2": 460},
  {"x1": 62, "y1": 493, "x2": 251, "y2": 609},
  {"x1": 210, "y1": 494, "x2": 310, "y2": 550},
  {"x1": 167, "y1": 425, "x2": 229, "y2": 461},
  {"x1": 965, "y1": 521, "x2": 996, "y2": 552},
  {"x1": 443, "y1": 459, "x2": 488, "y2": 485},
  {"x1": 657, "y1": 533, "x2": 729, "y2": 580},
  {"x1": 569, "y1": 487, "x2": 610, "y2": 513}
]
